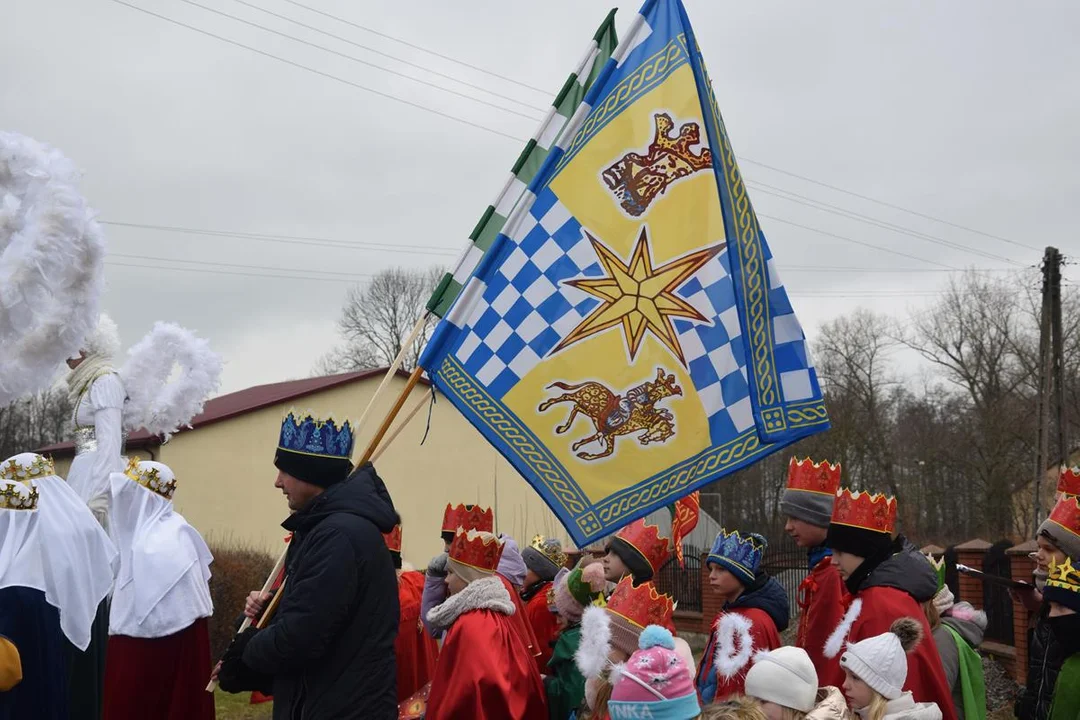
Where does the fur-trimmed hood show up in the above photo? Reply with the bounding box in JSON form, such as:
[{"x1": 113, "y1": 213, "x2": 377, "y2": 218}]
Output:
[{"x1": 425, "y1": 575, "x2": 514, "y2": 632}]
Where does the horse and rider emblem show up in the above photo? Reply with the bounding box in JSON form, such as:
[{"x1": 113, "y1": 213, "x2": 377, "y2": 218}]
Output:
[
  {"x1": 537, "y1": 367, "x2": 682, "y2": 461},
  {"x1": 601, "y1": 112, "x2": 713, "y2": 218}
]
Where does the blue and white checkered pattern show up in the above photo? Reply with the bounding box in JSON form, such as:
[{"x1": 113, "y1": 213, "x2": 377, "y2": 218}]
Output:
[
  {"x1": 453, "y1": 188, "x2": 603, "y2": 399},
  {"x1": 673, "y1": 249, "x2": 755, "y2": 442},
  {"x1": 764, "y1": 246, "x2": 822, "y2": 405}
]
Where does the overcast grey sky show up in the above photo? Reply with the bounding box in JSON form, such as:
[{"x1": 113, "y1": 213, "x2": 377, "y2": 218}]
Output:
[{"x1": 4, "y1": 0, "x2": 1078, "y2": 393}]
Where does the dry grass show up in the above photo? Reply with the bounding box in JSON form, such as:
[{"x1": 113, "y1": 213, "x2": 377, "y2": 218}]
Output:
[{"x1": 214, "y1": 690, "x2": 273, "y2": 719}]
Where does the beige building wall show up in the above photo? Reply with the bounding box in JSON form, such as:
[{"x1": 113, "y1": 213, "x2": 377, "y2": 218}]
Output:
[{"x1": 56, "y1": 375, "x2": 574, "y2": 569}]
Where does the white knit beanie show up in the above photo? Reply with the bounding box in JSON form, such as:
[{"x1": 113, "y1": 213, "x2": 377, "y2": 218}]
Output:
[
  {"x1": 840, "y1": 618, "x2": 923, "y2": 701},
  {"x1": 744, "y1": 647, "x2": 819, "y2": 712},
  {"x1": 933, "y1": 585, "x2": 955, "y2": 615}
]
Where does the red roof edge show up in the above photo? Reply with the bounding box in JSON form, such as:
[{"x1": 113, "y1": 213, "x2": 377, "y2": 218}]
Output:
[{"x1": 36, "y1": 366, "x2": 425, "y2": 457}]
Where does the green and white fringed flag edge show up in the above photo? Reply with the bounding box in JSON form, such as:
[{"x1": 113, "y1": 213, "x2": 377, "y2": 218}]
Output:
[{"x1": 425, "y1": 9, "x2": 618, "y2": 318}]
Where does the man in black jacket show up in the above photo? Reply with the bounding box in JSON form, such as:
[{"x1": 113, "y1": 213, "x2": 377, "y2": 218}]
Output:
[{"x1": 217, "y1": 411, "x2": 400, "y2": 719}]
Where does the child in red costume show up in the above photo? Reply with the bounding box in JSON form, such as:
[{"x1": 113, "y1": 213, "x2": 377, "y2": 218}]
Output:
[
  {"x1": 782, "y1": 456, "x2": 848, "y2": 687},
  {"x1": 425, "y1": 529, "x2": 546, "y2": 720},
  {"x1": 696, "y1": 528, "x2": 789, "y2": 704},
  {"x1": 824, "y1": 488, "x2": 956, "y2": 720},
  {"x1": 520, "y1": 534, "x2": 567, "y2": 670},
  {"x1": 382, "y1": 524, "x2": 438, "y2": 703}
]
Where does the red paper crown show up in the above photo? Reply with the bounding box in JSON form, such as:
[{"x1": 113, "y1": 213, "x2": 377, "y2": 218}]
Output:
[
  {"x1": 605, "y1": 576, "x2": 675, "y2": 630},
  {"x1": 449, "y1": 528, "x2": 504, "y2": 573},
  {"x1": 382, "y1": 524, "x2": 402, "y2": 553},
  {"x1": 441, "y1": 503, "x2": 494, "y2": 533},
  {"x1": 830, "y1": 488, "x2": 897, "y2": 535},
  {"x1": 1058, "y1": 467, "x2": 1080, "y2": 498},
  {"x1": 1048, "y1": 494, "x2": 1080, "y2": 539},
  {"x1": 615, "y1": 518, "x2": 672, "y2": 575},
  {"x1": 787, "y1": 456, "x2": 842, "y2": 495}
]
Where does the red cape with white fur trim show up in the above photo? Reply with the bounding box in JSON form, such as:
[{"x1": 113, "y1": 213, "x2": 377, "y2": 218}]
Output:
[
  {"x1": 796, "y1": 556, "x2": 848, "y2": 687},
  {"x1": 826, "y1": 587, "x2": 956, "y2": 720},
  {"x1": 696, "y1": 607, "x2": 782, "y2": 703}
]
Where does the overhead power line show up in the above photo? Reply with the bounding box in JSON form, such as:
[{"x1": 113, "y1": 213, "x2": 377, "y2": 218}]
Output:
[
  {"x1": 756, "y1": 214, "x2": 959, "y2": 270},
  {"x1": 175, "y1": 0, "x2": 541, "y2": 120},
  {"x1": 100, "y1": 220, "x2": 460, "y2": 257},
  {"x1": 226, "y1": 0, "x2": 546, "y2": 113},
  {"x1": 106, "y1": 0, "x2": 523, "y2": 141},
  {"x1": 107, "y1": 1, "x2": 1033, "y2": 271},
  {"x1": 739, "y1": 157, "x2": 1040, "y2": 253},
  {"x1": 748, "y1": 181, "x2": 1024, "y2": 266},
  {"x1": 277, "y1": 0, "x2": 552, "y2": 95}
]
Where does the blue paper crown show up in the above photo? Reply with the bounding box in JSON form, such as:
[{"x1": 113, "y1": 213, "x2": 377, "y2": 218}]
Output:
[
  {"x1": 707, "y1": 529, "x2": 767, "y2": 585},
  {"x1": 278, "y1": 411, "x2": 354, "y2": 460}
]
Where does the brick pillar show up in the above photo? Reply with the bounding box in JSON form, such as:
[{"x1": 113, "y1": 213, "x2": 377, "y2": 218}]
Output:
[
  {"x1": 954, "y1": 539, "x2": 992, "y2": 609},
  {"x1": 1008, "y1": 540, "x2": 1038, "y2": 684},
  {"x1": 701, "y1": 552, "x2": 721, "y2": 633}
]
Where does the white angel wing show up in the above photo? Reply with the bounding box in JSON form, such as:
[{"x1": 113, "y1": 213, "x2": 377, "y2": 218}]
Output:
[
  {"x1": 119, "y1": 322, "x2": 223, "y2": 439},
  {"x1": 0, "y1": 131, "x2": 106, "y2": 403}
]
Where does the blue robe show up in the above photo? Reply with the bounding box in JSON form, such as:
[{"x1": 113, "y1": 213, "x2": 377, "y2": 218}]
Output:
[{"x1": 0, "y1": 586, "x2": 68, "y2": 720}]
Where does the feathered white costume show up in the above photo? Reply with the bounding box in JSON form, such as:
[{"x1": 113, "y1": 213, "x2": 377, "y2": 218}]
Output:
[
  {"x1": 0, "y1": 131, "x2": 106, "y2": 405},
  {"x1": 66, "y1": 316, "x2": 223, "y2": 529}
]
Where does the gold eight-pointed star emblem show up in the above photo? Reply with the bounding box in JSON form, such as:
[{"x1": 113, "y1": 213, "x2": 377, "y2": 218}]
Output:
[{"x1": 553, "y1": 226, "x2": 724, "y2": 365}]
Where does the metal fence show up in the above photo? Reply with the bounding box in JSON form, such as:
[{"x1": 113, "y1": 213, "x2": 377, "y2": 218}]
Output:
[
  {"x1": 982, "y1": 540, "x2": 1015, "y2": 644},
  {"x1": 655, "y1": 544, "x2": 703, "y2": 613},
  {"x1": 760, "y1": 536, "x2": 808, "y2": 614}
]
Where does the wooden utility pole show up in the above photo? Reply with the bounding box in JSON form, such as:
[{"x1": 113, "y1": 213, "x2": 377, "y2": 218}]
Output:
[{"x1": 1034, "y1": 247, "x2": 1065, "y2": 531}]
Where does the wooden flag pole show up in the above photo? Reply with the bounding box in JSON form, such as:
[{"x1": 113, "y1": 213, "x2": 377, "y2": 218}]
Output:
[
  {"x1": 372, "y1": 387, "x2": 434, "y2": 463},
  {"x1": 359, "y1": 365, "x2": 426, "y2": 465},
  {"x1": 205, "y1": 547, "x2": 288, "y2": 692},
  {"x1": 350, "y1": 316, "x2": 428, "y2": 459}
]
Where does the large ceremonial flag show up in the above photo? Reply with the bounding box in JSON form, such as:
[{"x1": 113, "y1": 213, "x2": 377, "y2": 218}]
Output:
[
  {"x1": 420, "y1": 0, "x2": 829, "y2": 545},
  {"x1": 426, "y1": 11, "x2": 620, "y2": 318}
]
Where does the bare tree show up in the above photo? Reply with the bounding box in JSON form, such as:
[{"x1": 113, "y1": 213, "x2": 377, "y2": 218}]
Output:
[
  {"x1": 0, "y1": 384, "x2": 73, "y2": 459},
  {"x1": 316, "y1": 266, "x2": 444, "y2": 375},
  {"x1": 899, "y1": 271, "x2": 1034, "y2": 538}
]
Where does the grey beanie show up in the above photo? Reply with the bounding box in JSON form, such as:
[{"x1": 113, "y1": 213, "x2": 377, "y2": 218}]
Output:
[
  {"x1": 523, "y1": 546, "x2": 561, "y2": 582},
  {"x1": 781, "y1": 487, "x2": 835, "y2": 528},
  {"x1": 1038, "y1": 517, "x2": 1080, "y2": 562}
]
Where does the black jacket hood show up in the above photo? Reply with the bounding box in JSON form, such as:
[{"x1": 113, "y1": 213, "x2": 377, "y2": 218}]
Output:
[
  {"x1": 860, "y1": 536, "x2": 939, "y2": 603},
  {"x1": 284, "y1": 462, "x2": 399, "y2": 535},
  {"x1": 729, "y1": 572, "x2": 790, "y2": 633}
]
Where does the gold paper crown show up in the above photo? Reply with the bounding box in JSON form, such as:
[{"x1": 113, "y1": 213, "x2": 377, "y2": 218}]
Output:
[
  {"x1": 1048, "y1": 557, "x2": 1080, "y2": 594},
  {"x1": 0, "y1": 481, "x2": 39, "y2": 511},
  {"x1": 530, "y1": 534, "x2": 568, "y2": 569},
  {"x1": 0, "y1": 454, "x2": 54, "y2": 482},
  {"x1": 124, "y1": 457, "x2": 177, "y2": 500}
]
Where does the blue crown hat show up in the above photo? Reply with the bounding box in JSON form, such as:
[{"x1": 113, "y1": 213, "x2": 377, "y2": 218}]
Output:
[
  {"x1": 707, "y1": 529, "x2": 768, "y2": 587},
  {"x1": 274, "y1": 410, "x2": 355, "y2": 488}
]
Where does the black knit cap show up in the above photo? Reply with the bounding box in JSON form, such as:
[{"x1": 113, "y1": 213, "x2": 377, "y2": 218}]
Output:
[
  {"x1": 608, "y1": 536, "x2": 654, "y2": 582},
  {"x1": 825, "y1": 522, "x2": 894, "y2": 559},
  {"x1": 273, "y1": 448, "x2": 352, "y2": 489}
]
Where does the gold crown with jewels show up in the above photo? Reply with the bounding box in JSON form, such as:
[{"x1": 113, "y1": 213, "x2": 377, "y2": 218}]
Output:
[
  {"x1": 123, "y1": 457, "x2": 177, "y2": 500},
  {"x1": 0, "y1": 454, "x2": 54, "y2": 482},
  {"x1": 0, "y1": 481, "x2": 39, "y2": 511}
]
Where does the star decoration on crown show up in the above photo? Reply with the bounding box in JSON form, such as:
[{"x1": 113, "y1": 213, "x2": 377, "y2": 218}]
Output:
[
  {"x1": 1048, "y1": 556, "x2": 1080, "y2": 593},
  {"x1": 552, "y1": 227, "x2": 724, "y2": 365}
]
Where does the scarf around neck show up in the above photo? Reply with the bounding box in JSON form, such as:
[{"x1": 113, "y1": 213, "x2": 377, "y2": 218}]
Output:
[{"x1": 66, "y1": 354, "x2": 115, "y2": 410}]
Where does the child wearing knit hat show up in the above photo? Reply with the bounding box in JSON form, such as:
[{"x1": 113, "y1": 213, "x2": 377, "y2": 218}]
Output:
[
  {"x1": 697, "y1": 529, "x2": 790, "y2": 704},
  {"x1": 839, "y1": 619, "x2": 943, "y2": 720},
  {"x1": 744, "y1": 646, "x2": 852, "y2": 720},
  {"x1": 607, "y1": 626, "x2": 701, "y2": 720},
  {"x1": 545, "y1": 562, "x2": 607, "y2": 719}
]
